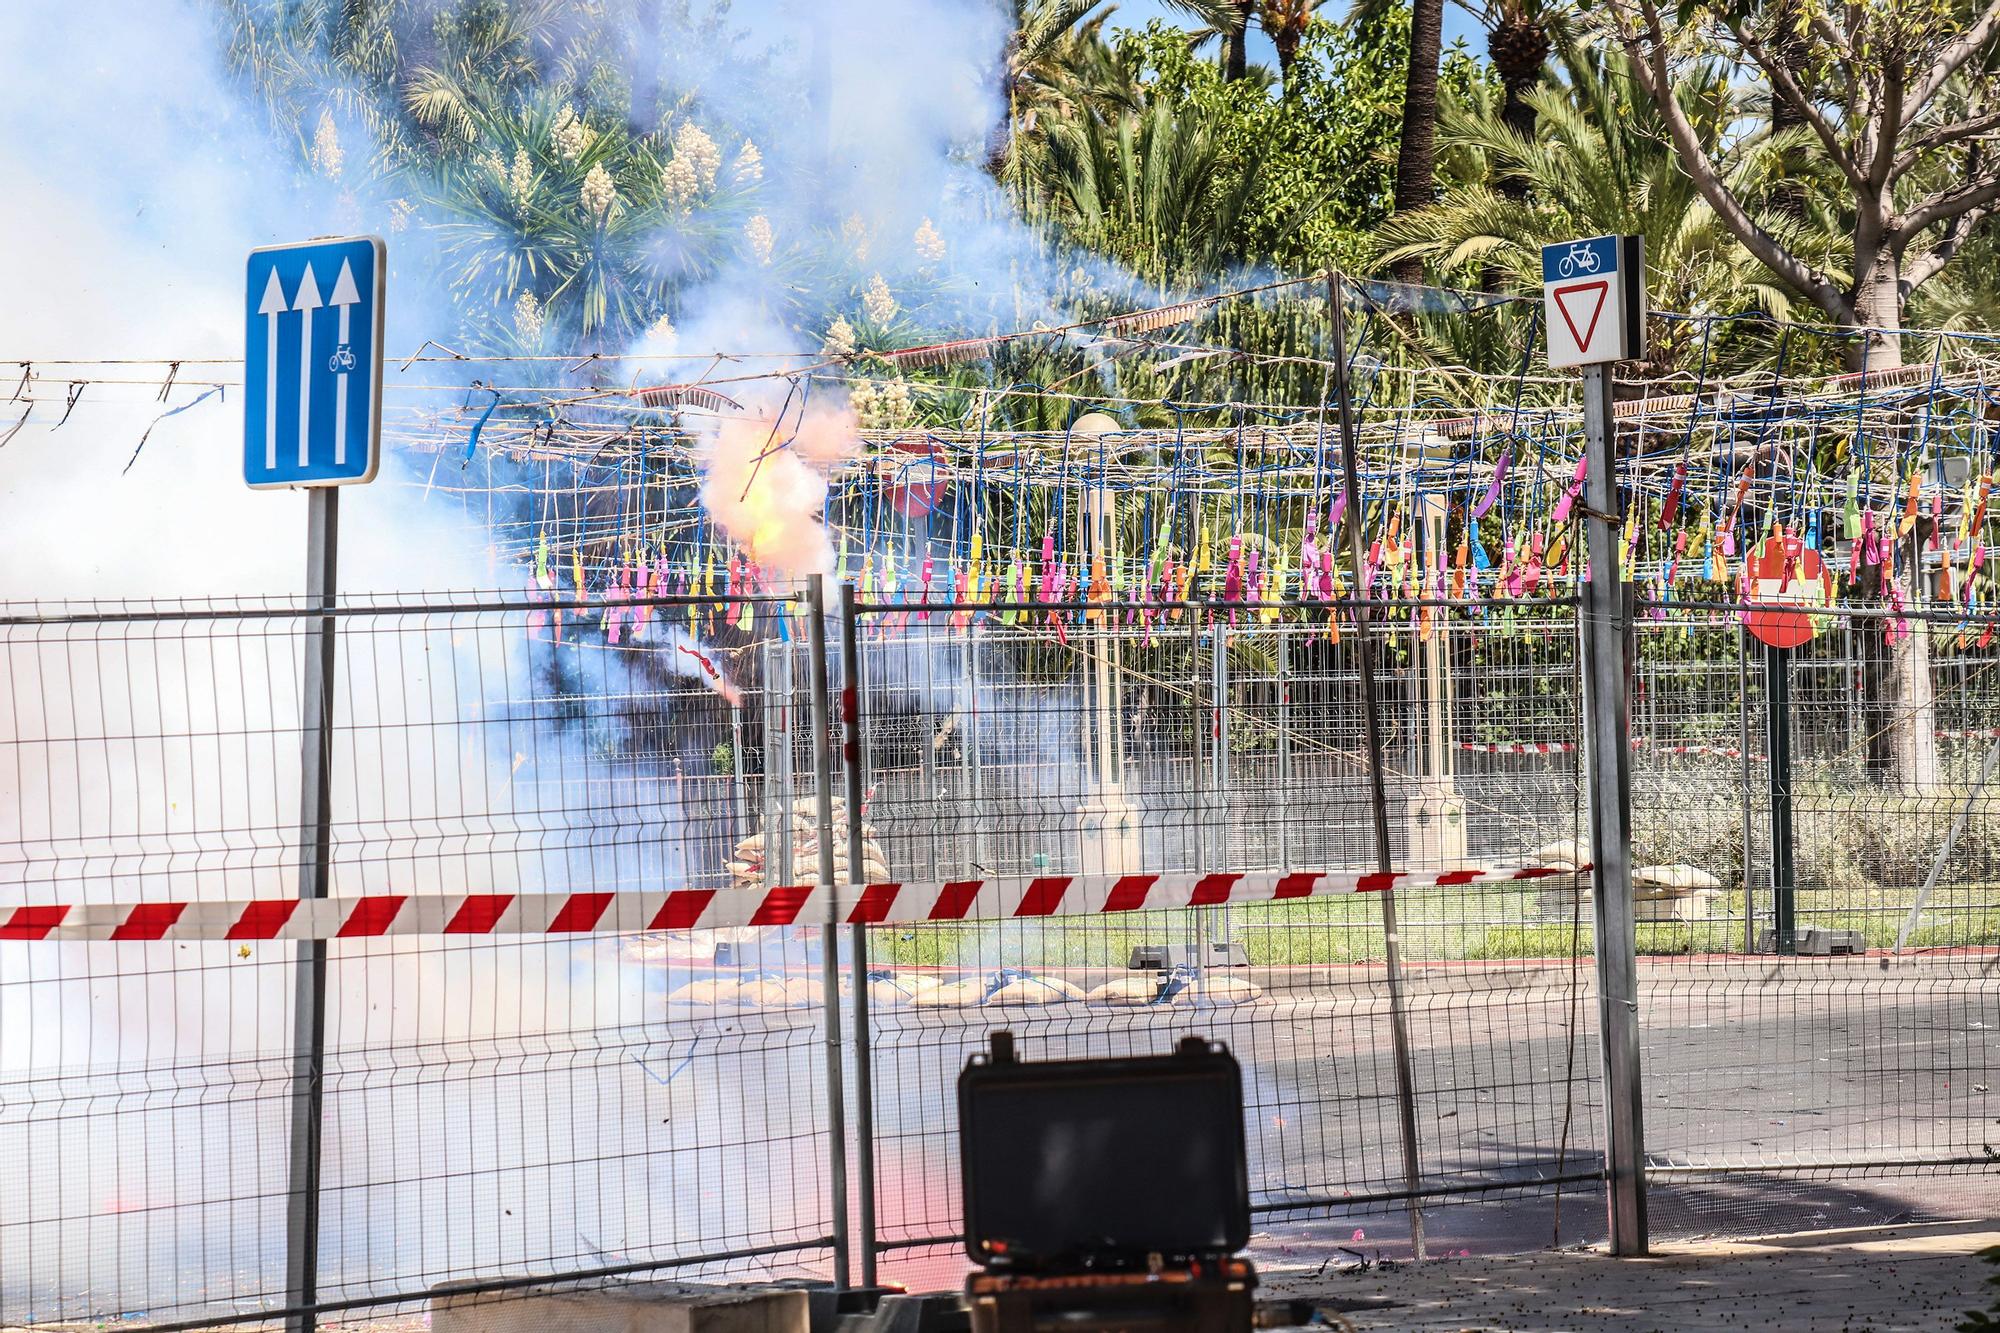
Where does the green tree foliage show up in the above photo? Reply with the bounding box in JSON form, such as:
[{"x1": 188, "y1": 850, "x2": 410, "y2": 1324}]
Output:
[
  {"x1": 1021, "y1": 15, "x2": 1486, "y2": 280},
  {"x1": 1380, "y1": 49, "x2": 1802, "y2": 376}
]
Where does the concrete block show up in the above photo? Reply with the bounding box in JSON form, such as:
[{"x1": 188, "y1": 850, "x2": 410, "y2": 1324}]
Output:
[
  {"x1": 870, "y1": 1292, "x2": 971, "y2": 1332},
  {"x1": 431, "y1": 1280, "x2": 809, "y2": 1333}
]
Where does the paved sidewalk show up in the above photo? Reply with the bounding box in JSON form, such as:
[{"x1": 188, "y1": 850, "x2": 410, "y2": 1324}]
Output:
[{"x1": 1265, "y1": 1220, "x2": 2000, "y2": 1331}]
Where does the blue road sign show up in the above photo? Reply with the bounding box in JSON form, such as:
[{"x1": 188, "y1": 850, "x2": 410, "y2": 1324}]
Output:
[
  {"x1": 244, "y1": 237, "x2": 385, "y2": 487},
  {"x1": 1540, "y1": 234, "x2": 1620, "y2": 285}
]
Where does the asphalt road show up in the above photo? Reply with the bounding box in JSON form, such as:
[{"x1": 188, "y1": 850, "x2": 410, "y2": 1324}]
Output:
[{"x1": 3, "y1": 952, "x2": 1995, "y2": 1324}]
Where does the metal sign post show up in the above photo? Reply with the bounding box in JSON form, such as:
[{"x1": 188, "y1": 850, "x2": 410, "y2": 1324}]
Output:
[
  {"x1": 838, "y1": 582, "x2": 879, "y2": 1290},
  {"x1": 247, "y1": 236, "x2": 385, "y2": 1330},
  {"x1": 1545, "y1": 234, "x2": 1648, "y2": 1256},
  {"x1": 806, "y1": 576, "x2": 852, "y2": 1290},
  {"x1": 284, "y1": 486, "x2": 338, "y2": 1333},
  {"x1": 1741, "y1": 527, "x2": 1832, "y2": 957}
]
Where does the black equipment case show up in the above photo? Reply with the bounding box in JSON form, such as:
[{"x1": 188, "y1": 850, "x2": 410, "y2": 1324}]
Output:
[{"x1": 958, "y1": 1032, "x2": 1256, "y2": 1332}]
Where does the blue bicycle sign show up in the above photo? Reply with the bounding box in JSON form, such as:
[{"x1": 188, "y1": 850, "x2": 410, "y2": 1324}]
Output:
[{"x1": 1555, "y1": 242, "x2": 1601, "y2": 278}]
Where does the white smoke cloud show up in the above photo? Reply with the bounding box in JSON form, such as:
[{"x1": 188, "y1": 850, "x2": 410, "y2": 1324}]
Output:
[{"x1": 0, "y1": 0, "x2": 1096, "y2": 1318}]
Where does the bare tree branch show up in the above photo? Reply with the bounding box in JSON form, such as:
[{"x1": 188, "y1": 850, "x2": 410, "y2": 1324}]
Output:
[
  {"x1": 1896, "y1": 170, "x2": 2000, "y2": 239},
  {"x1": 1611, "y1": 0, "x2": 1853, "y2": 320},
  {"x1": 1726, "y1": 13, "x2": 1864, "y2": 188},
  {"x1": 1892, "y1": 108, "x2": 2000, "y2": 179},
  {"x1": 1905, "y1": 0, "x2": 2000, "y2": 126},
  {"x1": 1806, "y1": 8, "x2": 1854, "y2": 68},
  {"x1": 1901, "y1": 201, "x2": 1997, "y2": 289},
  {"x1": 1870, "y1": 55, "x2": 1905, "y2": 190}
]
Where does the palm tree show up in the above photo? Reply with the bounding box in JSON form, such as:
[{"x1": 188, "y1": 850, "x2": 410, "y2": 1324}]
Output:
[
  {"x1": 1389, "y1": 0, "x2": 1446, "y2": 282},
  {"x1": 1223, "y1": 0, "x2": 1257, "y2": 78},
  {"x1": 1260, "y1": 0, "x2": 1333, "y2": 78},
  {"x1": 995, "y1": 0, "x2": 1136, "y2": 188},
  {"x1": 1345, "y1": 0, "x2": 1562, "y2": 214},
  {"x1": 1033, "y1": 97, "x2": 1277, "y2": 280},
  {"x1": 1484, "y1": 0, "x2": 1554, "y2": 148}
]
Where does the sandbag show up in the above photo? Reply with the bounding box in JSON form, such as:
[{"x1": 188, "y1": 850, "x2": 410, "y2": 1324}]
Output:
[
  {"x1": 987, "y1": 976, "x2": 1084, "y2": 1005},
  {"x1": 668, "y1": 978, "x2": 743, "y2": 1008},
  {"x1": 738, "y1": 978, "x2": 813, "y2": 1009},
  {"x1": 1533, "y1": 839, "x2": 1588, "y2": 869},
  {"x1": 1086, "y1": 976, "x2": 1163, "y2": 1006},
  {"x1": 1178, "y1": 976, "x2": 1264, "y2": 1006},
  {"x1": 910, "y1": 978, "x2": 986, "y2": 1008},
  {"x1": 868, "y1": 974, "x2": 940, "y2": 1005},
  {"x1": 1632, "y1": 863, "x2": 1721, "y2": 891}
]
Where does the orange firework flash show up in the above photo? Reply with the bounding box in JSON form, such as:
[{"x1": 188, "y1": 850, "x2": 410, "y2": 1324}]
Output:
[{"x1": 697, "y1": 391, "x2": 859, "y2": 579}]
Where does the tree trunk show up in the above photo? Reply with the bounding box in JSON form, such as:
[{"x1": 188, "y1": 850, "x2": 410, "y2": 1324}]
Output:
[
  {"x1": 1391, "y1": 0, "x2": 1445, "y2": 283},
  {"x1": 1892, "y1": 611, "x2": 1940, "y2": 792},
  {"x1": 1225, "y1": 0, "x2": 1253, "y2": 80},
  {"x1": 1849, "y1": 247, "x2": 1934, "y2": 792},
  {"x1": 1496, "y1": 81, "x2": 1535, "y2": 201},
  {"x1": 1850, "y1": 248, "x2": 1905, "y2": 371},
  {"x1": 1274, "y1": 23, "x2": 1301, "y2": 78}
]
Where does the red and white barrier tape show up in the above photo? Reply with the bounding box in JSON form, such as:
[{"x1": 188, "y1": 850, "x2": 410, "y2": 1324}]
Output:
[
  {"x1": 1462, "y1": 738, "x2": 1761, "y2": 760},
  {"x1": 1653, "y1": 743, "x2": 1763, "y2": 759},
  {"x1": 0, "y1": 865, "x2": 1580, "y2": 942}
]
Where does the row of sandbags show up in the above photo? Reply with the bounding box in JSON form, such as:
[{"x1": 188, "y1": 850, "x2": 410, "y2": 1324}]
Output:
[
  {"x1": 667, "y1": 970, "x2": 1264, "y2": 1011},
  {"x1": 727, "y1": 797, "x2": 892, "y2": 890},
  {"x1": 1533, "y1": 839, "x2": 1724, "y2": 898}
]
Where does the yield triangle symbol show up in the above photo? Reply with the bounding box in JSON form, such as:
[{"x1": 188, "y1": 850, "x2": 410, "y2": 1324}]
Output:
[{"x1": 1553, "y1": 280, "x2": 1609, "y2": 354}]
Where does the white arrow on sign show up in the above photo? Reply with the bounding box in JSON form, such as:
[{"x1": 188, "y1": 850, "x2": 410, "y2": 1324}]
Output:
[
  {"x1": 293, "y1": 263, "x2": 323, "y2": 467},
  {"x1": 328, "y1": 259, "x2": 360, "y2": 466},
  {"x1": 257, "y1": 269, "x2": 288, "y2": 470}
]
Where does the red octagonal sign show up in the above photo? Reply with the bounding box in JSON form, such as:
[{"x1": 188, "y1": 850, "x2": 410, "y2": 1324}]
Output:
[{"x1": 1743, "y1": 529, "x2": 1835, "y2": 649}]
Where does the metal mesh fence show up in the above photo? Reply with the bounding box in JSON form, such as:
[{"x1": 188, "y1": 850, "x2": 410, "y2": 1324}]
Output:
[
  {"x1": 0, "y1": 595, "x2": 836, "y2": 1327},
  {"x1": 1626, "y1": 603, "x2": 2000, "y2": 1240},
  {"x1": 840, "y1": 598, "x2": 1603, "y2": 1286},
  {"x1": 2, "y1": 588, "x2": 1996, "y2": 1325}
]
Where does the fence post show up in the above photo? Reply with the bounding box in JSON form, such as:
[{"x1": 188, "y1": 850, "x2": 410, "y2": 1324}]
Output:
[
  {"x1": 1328, "y1": 271, "x2": 1427, "y2": 1260},
  {"x1": 1764, "y1": 643, "x2": 1796, "y2": 953},
  {"x1": 839, "y1": 582, "x2": 879, "y2": 1289},
  {"x1": 1190, "y1": 614, "x2": 1207, "y2": 879},
  {"x1": 285, "y1": 487, "x2": 338, "y2": 1332},
  {"x1": 1210, "y1": 625, "x2": 1230, "y2": 953},
  {"x1": 806, "y1": 576, "x2": 851, "y2": 1289},
  {"x1": 1738, "y1": 627, "x2": 1756, "y2": 954},
  {"x1": 1276, "y1": 627, "x2": 1292, "y2": 873},
  {"x1": 1578, "y1": 360, "x2": 1649, "y2": 1256},
  {"x1": 964, "y1": 627, "x2": 985, "y2": 875},
  {"x1": 763, "y1": 640, "x2": 794, "y2": 890}
]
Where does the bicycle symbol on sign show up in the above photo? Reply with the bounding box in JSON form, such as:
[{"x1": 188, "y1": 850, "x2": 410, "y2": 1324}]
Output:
[
  {"x1": 328, "y1": 344, "x2": 357, "y2": 374},
  {"x1": 1555, "y1": 243, "x2": 1601, "y2": 279}
]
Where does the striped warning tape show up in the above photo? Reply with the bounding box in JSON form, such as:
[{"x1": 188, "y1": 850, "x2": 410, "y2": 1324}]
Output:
[
  {"x1": 1459, "y1": 741, "x2": 1578, "y2": 755},
  {"x1": 1652, "y1": 743, "x2": 1763, "y2": 759},
  {"x1": 0, "y1": 865, "x2": 1581, "y2": 942},
  {"x1": 1461, "y1": 738, "x2": 1763, "y2": 760}
]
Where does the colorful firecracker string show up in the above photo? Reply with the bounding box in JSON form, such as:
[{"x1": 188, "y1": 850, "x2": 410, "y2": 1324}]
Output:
[{"x1": 23, "y1": 275, "x2": 2000, "y2": 644}]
